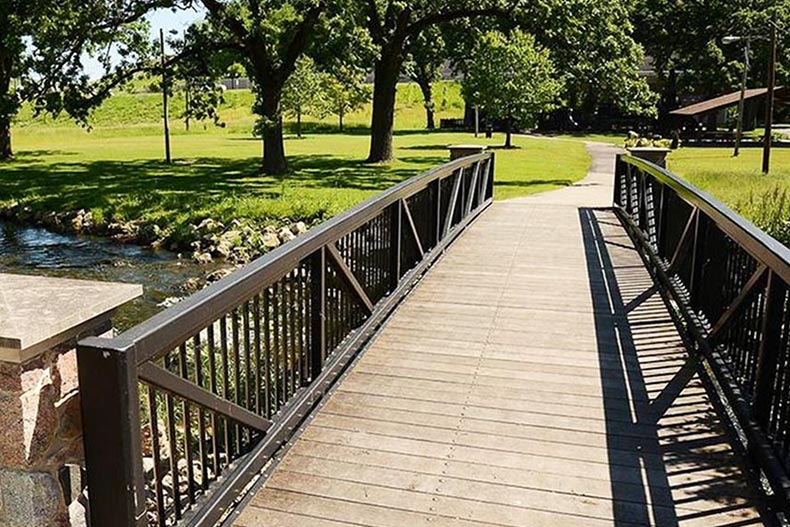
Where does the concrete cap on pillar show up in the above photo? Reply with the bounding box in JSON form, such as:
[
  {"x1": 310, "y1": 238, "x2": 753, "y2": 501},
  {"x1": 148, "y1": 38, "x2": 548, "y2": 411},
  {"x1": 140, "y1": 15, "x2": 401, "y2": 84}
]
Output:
[
  {"x1": 0, "y1": 273, "x2": 142, "y2": 363},
  {"x1": 627, "y1": 146, "x2": 672, "y2": 169},
  {"x1": 449, "y1": 144, "x2": 489, "y2": 161}
]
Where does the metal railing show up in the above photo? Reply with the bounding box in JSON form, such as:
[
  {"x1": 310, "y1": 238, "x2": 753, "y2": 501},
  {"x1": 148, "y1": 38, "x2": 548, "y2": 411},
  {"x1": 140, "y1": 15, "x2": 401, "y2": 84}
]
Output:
[
  {"x1": 615, "y1": 154, "x2": 790, "y2": 516},
  {"x1": 77, "y1": 152, "x2": 495, "y2": 527}
]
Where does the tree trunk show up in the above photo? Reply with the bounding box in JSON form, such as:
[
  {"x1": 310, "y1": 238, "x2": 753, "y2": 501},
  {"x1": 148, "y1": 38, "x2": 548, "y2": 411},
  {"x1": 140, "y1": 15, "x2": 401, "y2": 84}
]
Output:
[
  {"x1": 504, "y1": 116, "x2": 513, "y2": 148},
  {"x1": 258, "y1": 88, "x2": 288, "y2": 175},
  {"x1": 339, "y1": 111, "x2": 344, "y2": 132},
  {"x1": 0, "y1": 50, "x2": 13, "y2": 161},
  {"x1": 0, "y1": 116, "x2": 11, "y2": 160},
  {"x1": 296, "y1": 108, "x2": 302, "y2": 138},
  {"x1": 367, "y1": 50, "x2": 403, "y2": 163},
  {"x1": 417, "y1": 77, "x2": 435, "y2": 130}
]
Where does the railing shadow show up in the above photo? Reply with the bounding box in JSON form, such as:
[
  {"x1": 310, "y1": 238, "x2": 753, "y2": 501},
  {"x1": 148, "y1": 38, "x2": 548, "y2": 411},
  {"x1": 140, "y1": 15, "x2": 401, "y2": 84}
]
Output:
[{"x1": 579, "y1": 207, "x2": 764, "y2": 526}]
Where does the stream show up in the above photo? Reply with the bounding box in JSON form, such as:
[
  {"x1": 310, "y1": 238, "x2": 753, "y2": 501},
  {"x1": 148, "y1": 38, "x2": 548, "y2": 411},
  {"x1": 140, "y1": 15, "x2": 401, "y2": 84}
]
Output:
[{"x1": 0, "y1": 221, "x2": 223, "y2": 332}]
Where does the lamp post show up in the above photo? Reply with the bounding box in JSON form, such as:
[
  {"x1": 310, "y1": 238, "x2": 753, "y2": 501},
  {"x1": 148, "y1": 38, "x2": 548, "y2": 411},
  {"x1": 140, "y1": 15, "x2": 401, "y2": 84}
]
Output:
[
  {"x1": 723, "y1": 22, "x2": 779, "y2": 173},
  {"x1": 722, "y1": 36, "x2": 751, "y2": 157},
  {"x1": 763, "y1": 22, "x2": 778, "y2": 174}
]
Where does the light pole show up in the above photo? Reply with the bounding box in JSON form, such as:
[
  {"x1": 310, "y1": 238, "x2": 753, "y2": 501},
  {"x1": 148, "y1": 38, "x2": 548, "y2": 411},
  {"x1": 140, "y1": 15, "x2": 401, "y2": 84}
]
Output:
[
  {"x1": 763, "y1": 22, "x2": 778, "y2": 174},
  {"x1": 722, "y1": 36, "x2": 751, "y2": 157},
  {"x1": 160, "y1": 28, "x2": 172, "y2": 164}
]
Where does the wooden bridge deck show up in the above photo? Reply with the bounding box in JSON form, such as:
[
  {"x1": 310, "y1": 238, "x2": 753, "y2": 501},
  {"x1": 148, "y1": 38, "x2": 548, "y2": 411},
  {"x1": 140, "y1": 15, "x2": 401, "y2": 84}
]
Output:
[{"x1": 231, "y1": 144, "x2": 766, "y2": 526}]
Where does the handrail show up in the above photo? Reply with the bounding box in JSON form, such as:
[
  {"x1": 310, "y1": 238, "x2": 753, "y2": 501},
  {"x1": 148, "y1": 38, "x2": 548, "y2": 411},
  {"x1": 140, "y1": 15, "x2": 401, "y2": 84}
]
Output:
[
  {"x1": 624, "y1": 155, "x2": 790, "y2": 284},
  {"x1": 77, "y1": 151, "x2": 495, "y2": 527},
  {"x1": 87, "y1": 152, "x2": 492, "y2": 365},
  {"x1": 615, "y1": 154, "x2": 790, "y2": 516}
]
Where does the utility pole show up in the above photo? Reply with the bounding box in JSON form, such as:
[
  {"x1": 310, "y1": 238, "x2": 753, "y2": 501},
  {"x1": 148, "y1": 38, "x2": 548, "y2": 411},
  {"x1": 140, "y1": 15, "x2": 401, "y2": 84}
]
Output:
[
  {"x1": 734, "y1": 38, "x2": 750, "y2": 157},
  {"x1": 160, "y1": 28, "x2": 172, "y2": 164},
  {"x1": 763, "y1": 22, "x2": 777, "y2": 174}
]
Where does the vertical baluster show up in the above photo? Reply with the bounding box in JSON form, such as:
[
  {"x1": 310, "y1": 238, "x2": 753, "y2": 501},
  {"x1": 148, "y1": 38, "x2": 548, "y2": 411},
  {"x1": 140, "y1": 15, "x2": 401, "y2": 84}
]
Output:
[
  {"x1": 281, "y1": 278, "x2": 291, "y2": 399},
  {"x1": 296, "y1": 263, "x2": 305, "y2": 385},
  {"x1": 275, "y1": 281, "x2": 286, "y2": 405},
  {"x1": 289, "y1": 269, "x2": 298, "y2": 392},
  {"x1": 219, "y1": 317, "x2": 231, "y2": 461},
  {"x1": 310, "y1": 248, "x2": 326, "y2": 381},
  {"x1": 243, "y1": 301, "x2": 252, "y2": 417},
  {"x1": 264, "y1": 288, "x2": 272, "y2": 417},
  {"x1": 163, "y1": 353, "x2": 181, "y2": 520},
  {"x1": 178, "y1": 343, "x2": 196, "y2": 504},
  {"x1": 206, "y1": 323, "x2": 220, "y2": 478},
  {"x1": 390, "y1": 202, "x2": 402, "y2": 290},
  {"x1": 755, "y1": 272, "x2": 785, "y2": 426},
  {"x1": 146, "y1": 385, "x2": 166, "y2": 526},
  {"x1": 253, "y1": 295, "x2": 262, "y2": 417},
  {"x1": 193, "y1": 333, "x2": 208, "y2": 490},
  {"x1": 231, "y1": 309, "x2": 242, "y2": 452}
]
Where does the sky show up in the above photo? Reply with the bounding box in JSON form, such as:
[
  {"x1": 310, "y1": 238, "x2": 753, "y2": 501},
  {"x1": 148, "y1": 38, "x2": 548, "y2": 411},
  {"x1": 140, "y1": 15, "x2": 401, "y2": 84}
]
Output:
[{"x1": 83, "y1": 6, "x2": 206, "y2": 79}]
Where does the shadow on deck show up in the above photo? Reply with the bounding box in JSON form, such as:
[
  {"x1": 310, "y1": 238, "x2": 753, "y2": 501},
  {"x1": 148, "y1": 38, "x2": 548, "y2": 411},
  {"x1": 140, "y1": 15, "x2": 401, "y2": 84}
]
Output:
[{"x1": 581, "y1": 207, "x2": 764, "y2": 526}]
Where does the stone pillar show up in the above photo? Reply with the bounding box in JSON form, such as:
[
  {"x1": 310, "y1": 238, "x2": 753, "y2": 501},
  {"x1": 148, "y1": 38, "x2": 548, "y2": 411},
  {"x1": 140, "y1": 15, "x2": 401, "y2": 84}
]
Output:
[
  {"x1": 448, "y1": 144, "x2": 488, "y2": 161},
  {"x1": 0, "y1": 274, "x2": 141, "y2": 527}
]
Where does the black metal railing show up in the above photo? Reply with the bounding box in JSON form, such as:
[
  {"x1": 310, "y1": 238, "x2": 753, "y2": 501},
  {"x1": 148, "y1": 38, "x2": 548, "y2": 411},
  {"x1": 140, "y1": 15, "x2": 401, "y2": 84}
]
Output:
[
  {"x1": 77, "y1": 152, "x2": 495, "y2": 527},
  {"x1": 615, "y1": 154, "x2": 790, "y2": 516}
]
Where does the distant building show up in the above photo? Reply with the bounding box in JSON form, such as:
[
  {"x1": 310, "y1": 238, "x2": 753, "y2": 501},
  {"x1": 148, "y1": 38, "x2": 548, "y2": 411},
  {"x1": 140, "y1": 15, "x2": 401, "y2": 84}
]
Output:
[{"x1": 670, "y1": 87, "x2": 790, "y2": 132}]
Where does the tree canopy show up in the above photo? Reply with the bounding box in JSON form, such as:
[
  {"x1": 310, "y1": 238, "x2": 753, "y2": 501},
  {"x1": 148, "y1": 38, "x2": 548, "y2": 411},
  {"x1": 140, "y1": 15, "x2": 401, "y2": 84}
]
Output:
[
  {"x1": 632, "y1": 0, "x2": 790, "y2": 115},
  {"x1": 0, "y1": 0, "x2": 174, "y2": 159},
  {"x1": 464, "y1": 30, "x2": 563, "y2": 147}
]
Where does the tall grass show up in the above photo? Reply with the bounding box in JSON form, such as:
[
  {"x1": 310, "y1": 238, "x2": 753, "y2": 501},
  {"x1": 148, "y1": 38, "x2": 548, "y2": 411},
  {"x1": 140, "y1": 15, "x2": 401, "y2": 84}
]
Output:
[{"x1": 735, "y1": 186, "x2": 790, "y2": 246}]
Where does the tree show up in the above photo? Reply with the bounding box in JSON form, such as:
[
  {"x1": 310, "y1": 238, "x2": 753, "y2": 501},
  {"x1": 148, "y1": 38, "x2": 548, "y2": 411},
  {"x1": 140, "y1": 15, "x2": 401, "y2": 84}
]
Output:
[
  {"x1": 281, "y1": 56, "x2": 324, "y2": 137},
  {"x1": 531, "y1": 0, "x2": 657, "y2": 120},
  {"x1": 444, "y1": 0, "x2": 656, "y2": 125},
  {"x1": 0, "y1": 0, "x2": 170, "y2": 160},
  {"x1": 358, "y1": 0, "x2": 507, "y2": 163},
  {"x1": 463, "y1": 30, "x2": 562, "y2": 148},
  {"x1": 632, "y1": 0, "x2": 743, "y2": 116},
  {"x1": 187, "y1": 0, "x2": 331, "y2": 174},
  {"x1": 320, "y1": 69, "x2": 370, "y2": 131},
  {"x1": 404, "y1": 27, "x2": 445, "y2": 130}
]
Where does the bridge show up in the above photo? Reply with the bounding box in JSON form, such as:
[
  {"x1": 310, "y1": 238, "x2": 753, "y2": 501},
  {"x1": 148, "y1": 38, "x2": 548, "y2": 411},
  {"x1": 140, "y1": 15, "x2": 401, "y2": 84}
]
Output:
[{"x1": 77, "y1": 143, "x2": 790, "y2": 526}]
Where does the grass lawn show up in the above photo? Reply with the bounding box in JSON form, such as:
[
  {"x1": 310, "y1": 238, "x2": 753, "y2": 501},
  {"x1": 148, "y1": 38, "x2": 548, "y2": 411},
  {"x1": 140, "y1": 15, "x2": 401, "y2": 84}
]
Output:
[
  {"x1": 2, "y1": 90, "x2": 592, "y2": 247},
  {"x1": 668, "y1": 148, "x2": 790, "y2": 205},
  {"x1": 667, "y1": 147, "x2": 790, "y2": 244}
]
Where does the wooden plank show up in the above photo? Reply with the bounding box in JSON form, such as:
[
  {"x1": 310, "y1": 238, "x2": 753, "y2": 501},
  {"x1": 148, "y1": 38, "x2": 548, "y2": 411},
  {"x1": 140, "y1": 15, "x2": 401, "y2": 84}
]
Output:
[{"x1": 231, "y1": 181, "x2": 764, "y2": 526}]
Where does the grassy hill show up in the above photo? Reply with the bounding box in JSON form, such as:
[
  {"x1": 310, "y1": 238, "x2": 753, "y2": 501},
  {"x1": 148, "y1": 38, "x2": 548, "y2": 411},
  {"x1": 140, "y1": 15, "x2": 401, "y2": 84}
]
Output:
[{"x1": 13, "y1": 81, "x2": 465, "y2": 137}]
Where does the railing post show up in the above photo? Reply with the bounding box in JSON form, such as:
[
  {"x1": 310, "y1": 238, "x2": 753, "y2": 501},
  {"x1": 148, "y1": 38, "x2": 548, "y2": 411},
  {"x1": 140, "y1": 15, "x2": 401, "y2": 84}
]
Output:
[
  {"x1": 754, "y1": 271, "x2": 785, "y2": 426},
  {"x1": 390, "y1": 201, "x2": 402, "y2": 289},
  {"x1": 488, "y1": 153, "x2": 495, "y2": 200},
  {"x1": 77, "y1": 337, "x2": 146, "y2": 527},
  {"x1": 657, "y1": 183, "x2": 667, "y2": 256},
  {"x1": 435, "y1": 177, "x2": 442, "y2": 244},
  {"x1": 614, "y1": 154, "x2": 623, "y2": 207},
  {"x1": 309, "y1": 247, "x2": 326, "y2": 381}
]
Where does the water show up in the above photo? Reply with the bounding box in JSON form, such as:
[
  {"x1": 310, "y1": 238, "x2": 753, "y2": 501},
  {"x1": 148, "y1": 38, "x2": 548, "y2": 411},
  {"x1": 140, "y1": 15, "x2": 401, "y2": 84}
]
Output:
[{"x1": 0, "y1": 221, "x2": 221, "y2": 332}]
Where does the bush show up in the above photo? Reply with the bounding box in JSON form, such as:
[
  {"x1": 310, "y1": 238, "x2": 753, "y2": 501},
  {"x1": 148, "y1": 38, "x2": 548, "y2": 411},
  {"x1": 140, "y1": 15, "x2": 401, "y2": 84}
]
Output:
[{"x1": 624, "y1": 131, "x2": 674, "y2": 149}]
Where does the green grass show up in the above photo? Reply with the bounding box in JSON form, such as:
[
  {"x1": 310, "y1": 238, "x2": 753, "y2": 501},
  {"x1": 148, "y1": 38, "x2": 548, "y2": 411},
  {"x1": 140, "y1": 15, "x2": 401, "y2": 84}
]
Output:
[
  {"x1": 668, "y1": 148, "x2": 790, "y2": 204},
  {"x1": 1, "y1": 80, "x2": 594, "y2": 250},
  {"x1": 13, "y1": 81, "x2": 466, "y2": 136},
  {"x1": 668, "y1": 147, "x2": 790, "y2": 244}
]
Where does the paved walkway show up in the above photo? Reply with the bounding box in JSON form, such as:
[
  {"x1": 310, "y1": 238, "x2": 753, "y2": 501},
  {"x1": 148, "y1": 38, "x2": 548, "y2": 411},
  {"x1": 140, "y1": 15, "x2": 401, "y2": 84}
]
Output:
[{"x1": 232, "y1": 143, "x2": 765, "y2": 526}]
